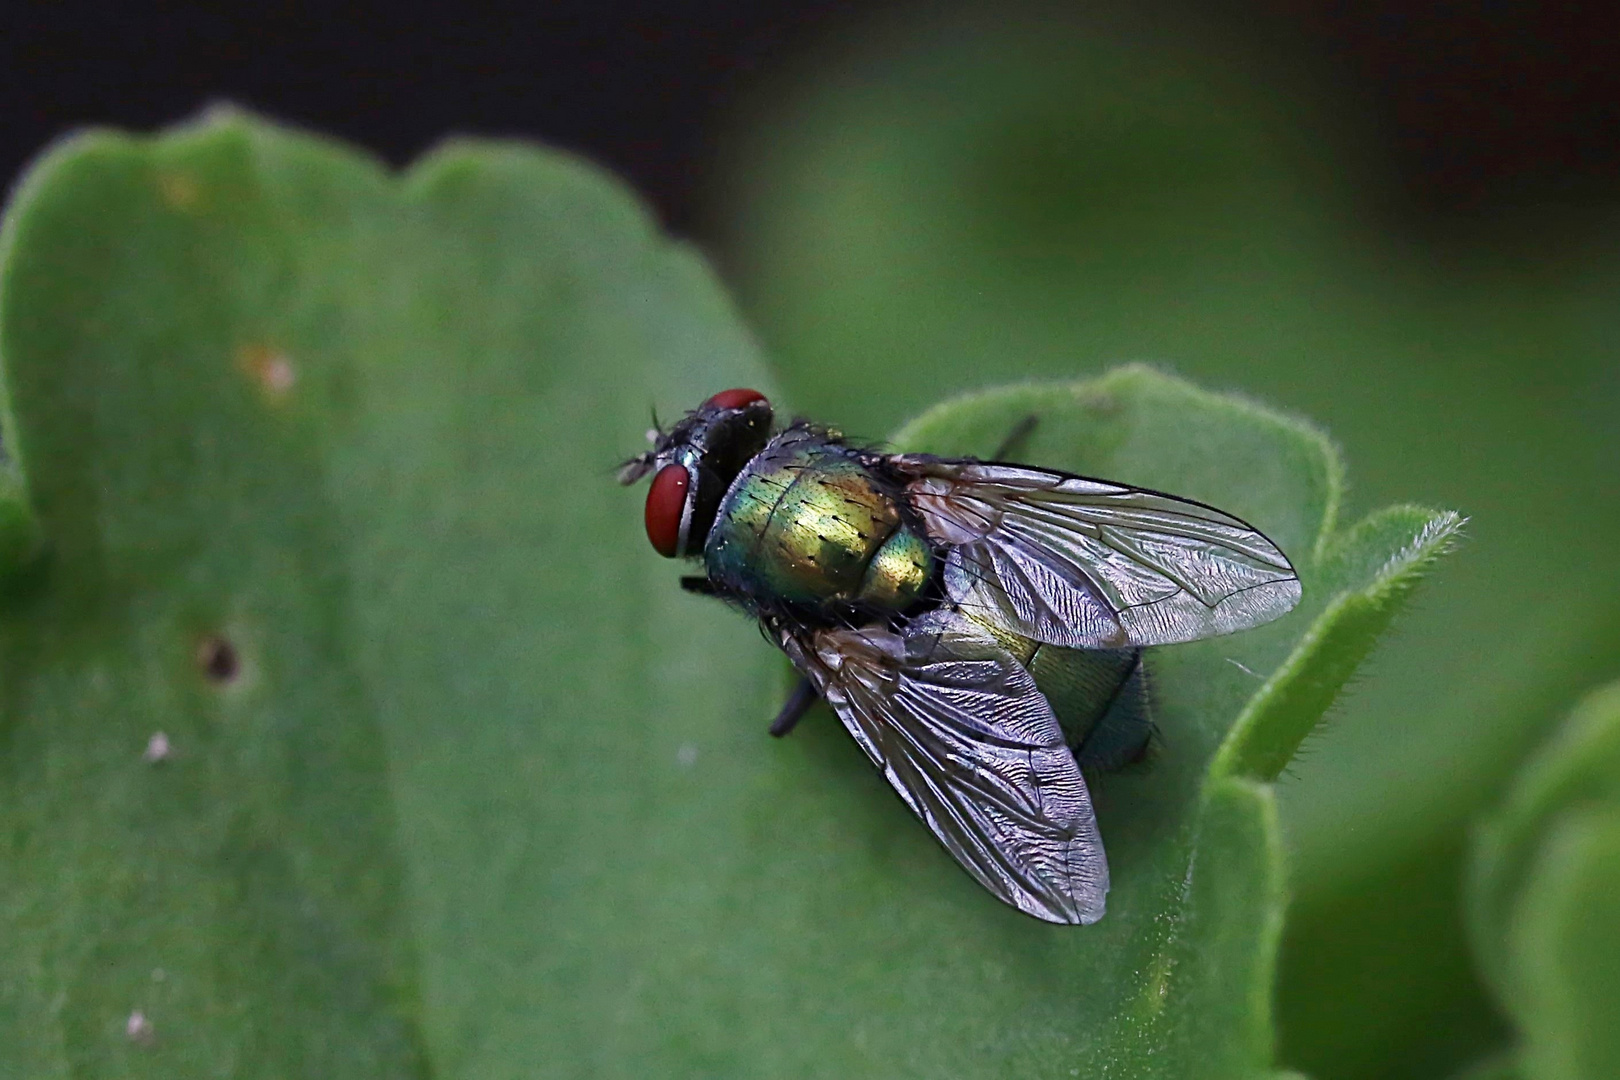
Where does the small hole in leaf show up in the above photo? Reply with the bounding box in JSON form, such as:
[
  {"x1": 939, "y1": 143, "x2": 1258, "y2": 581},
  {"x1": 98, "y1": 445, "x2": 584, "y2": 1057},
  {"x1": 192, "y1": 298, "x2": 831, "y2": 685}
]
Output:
[{"x1": 197, "y1": 635, "x2": 240, "y2": 684}]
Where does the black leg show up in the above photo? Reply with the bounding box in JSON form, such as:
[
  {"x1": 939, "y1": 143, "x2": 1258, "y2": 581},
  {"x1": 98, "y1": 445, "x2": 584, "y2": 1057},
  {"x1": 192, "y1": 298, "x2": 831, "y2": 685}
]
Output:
[
  {"x1": 990, "y1": 413, "x2": 1039, "y2": 461},
  {"x1": 770, "y1": 677, "x2": 818, "y2": 737},
  {"x1": 680, "y1": 576, "x2": 718, "y2": 596}
]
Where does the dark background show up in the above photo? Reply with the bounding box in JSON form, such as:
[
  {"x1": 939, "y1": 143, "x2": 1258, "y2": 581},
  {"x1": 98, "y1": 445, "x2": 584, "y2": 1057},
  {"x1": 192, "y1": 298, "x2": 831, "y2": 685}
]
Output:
[{"x1": 4, "y1": 0, "x2": 1618, "y2": 238}]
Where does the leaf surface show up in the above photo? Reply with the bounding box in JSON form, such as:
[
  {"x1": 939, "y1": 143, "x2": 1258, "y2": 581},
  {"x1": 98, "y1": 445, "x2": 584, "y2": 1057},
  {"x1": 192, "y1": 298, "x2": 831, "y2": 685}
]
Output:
[
  {"x1": 0, "y1": 111, "x2": 769, "y2": 1078},
  {"x1": 0, "y1": 114, "x2": 1455, "y2": 1077}
]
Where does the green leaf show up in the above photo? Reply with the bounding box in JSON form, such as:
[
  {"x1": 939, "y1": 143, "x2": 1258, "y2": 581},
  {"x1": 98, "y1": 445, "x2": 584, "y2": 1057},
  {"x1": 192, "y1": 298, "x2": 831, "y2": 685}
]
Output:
[
  {"x1": 1507, "y1": 810, "x2": 1620, "y2": 1080},
  {"x1": 0, "y1": 114, "x2": 1457, "y2": 1076},
  {"x1": 0, "y1": 458, "x2": 41, "y2": 583},
  {"x1": 1467, "y1": 683, "x2": 1620, "y2": 1080},
  {"x1": 0, "y1": 111, "x2": 770, "y2": 1077},
  {"x1": 1448, "y1": 1053, "x2": 1523, "y2": 1080},
  {"x1": 1470, "y1": 683, "x2": 1620, "y2": 999},
  {"x1": 1159, "y1": 777, "x2": 1285, "y2": 1077}
]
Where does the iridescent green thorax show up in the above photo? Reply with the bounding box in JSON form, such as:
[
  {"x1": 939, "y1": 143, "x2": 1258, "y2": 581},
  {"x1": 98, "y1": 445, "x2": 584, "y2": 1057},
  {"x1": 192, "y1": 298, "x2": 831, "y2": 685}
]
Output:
[{"x1": 705, "y1": 429, "x2": 933, "y2": 612}]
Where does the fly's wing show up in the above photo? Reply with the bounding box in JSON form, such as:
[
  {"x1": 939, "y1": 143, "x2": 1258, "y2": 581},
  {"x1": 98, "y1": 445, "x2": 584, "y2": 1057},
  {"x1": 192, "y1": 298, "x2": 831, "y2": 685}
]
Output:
[
  {"x1": 898, "y1": 458, "x2": 1302, "y2": 650},
  {"x1": 780, "y1": 609, "x2": 1108, "y2": 924}
]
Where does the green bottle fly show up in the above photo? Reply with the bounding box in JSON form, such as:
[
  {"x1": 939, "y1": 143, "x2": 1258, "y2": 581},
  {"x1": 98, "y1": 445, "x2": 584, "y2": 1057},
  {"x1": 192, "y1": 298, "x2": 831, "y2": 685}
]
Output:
[{"x1": 620, "y1": 388, "x2": 1301, "y2": 924}]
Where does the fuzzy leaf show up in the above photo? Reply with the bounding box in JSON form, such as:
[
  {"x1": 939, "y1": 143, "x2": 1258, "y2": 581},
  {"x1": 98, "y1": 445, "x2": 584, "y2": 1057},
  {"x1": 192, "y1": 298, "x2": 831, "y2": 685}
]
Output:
[
  {"x1": 0, "y1": 111, "x2": 769, "y2": 1078},
  {"x1": 0, "y1": 114, "x2": 1457, "y2": 1077}
]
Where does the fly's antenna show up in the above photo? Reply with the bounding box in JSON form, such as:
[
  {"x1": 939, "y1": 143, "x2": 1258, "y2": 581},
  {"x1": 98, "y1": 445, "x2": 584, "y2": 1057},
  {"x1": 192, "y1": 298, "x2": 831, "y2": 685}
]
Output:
[
  {"x1": 616, "y1": 452, "x2": 655, "y2": 485},
  {"x1": 616, "y1": 405, "x2": 668, "y2": 484}
]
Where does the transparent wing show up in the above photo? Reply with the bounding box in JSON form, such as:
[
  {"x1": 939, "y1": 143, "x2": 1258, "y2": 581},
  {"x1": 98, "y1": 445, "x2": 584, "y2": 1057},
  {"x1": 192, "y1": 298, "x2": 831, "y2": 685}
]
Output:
[
  {"x1": 900, "y1": 458, "x2": 1302, "y2": 650},
  {"x1": 781, "y1": 610, "x2": 1108, "y2": 924}
]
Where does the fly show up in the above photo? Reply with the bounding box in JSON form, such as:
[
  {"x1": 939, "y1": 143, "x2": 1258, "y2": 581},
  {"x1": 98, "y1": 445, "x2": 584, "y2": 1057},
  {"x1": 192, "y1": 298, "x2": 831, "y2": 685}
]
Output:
[{"x1": 619, "y1": 388, "x2": 1301, "y2": 924}]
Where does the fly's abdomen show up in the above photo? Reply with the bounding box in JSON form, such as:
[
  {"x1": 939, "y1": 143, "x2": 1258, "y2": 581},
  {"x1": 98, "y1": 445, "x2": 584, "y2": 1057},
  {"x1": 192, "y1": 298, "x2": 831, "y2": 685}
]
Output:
[
  {"x1": 964, "y1": 612, "x2": 1150, "y2": 767},
  {"x1": 706, "y1": 432, "x2": 933, "y2": 612}
]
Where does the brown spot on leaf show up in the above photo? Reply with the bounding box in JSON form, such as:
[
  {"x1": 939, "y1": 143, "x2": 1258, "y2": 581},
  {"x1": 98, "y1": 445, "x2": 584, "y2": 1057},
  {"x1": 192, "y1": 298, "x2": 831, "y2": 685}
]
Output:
[
  {"x1": 236, "y1": 344, "x2": 297, "y2": 403},
  {"x1": 157, "y1": 171, "x2": 199, "y2": 211}
]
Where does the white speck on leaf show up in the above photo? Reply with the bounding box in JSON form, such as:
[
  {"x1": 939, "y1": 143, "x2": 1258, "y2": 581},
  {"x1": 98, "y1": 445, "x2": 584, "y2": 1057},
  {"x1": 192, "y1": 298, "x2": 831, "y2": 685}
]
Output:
[
  {"x1": 262, "y1": 355, "x2": 295, "y2": 395},
  {"x1": 126, "y1": 1010, "x2": 153, "y2": 1043},
  {"x1": 676, "y1": 743, "x2": 699, "y2": 767},
  {"x1": 143, "y1": 732, "x2": 171, "y2": 763}
]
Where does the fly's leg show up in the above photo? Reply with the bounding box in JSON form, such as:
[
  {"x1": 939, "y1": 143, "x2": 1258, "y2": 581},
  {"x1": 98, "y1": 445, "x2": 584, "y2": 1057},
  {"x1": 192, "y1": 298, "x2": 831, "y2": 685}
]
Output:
[
  {"x1": 990, "y1": 414, "x2": 1039, "y2": 461},
  {"x1": 680, "y1": 576, "x2": 719, "y2": 596},
  {"x1": 770, "y1": 677, "x2": 818, "y2": 738}
]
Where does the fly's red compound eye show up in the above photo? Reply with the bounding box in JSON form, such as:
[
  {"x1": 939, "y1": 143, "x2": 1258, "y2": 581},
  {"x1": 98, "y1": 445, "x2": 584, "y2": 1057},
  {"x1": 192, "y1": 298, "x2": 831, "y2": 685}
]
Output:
[
  {"x1": 704, "y1": 388, "x2": 768, "y2": 411},
  {"x1": 644, "y1": 463, "x2": 690, "y2": 558}
]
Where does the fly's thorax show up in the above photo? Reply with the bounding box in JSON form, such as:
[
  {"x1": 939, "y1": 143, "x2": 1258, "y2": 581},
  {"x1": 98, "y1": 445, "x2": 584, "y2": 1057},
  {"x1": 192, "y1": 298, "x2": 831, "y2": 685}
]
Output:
[
  {"x1": 858, "y1": 525, "x2": 932, "y2": 610},
  {"x1": 705, "y1": 431, "x2": 933, "y2": 612}
]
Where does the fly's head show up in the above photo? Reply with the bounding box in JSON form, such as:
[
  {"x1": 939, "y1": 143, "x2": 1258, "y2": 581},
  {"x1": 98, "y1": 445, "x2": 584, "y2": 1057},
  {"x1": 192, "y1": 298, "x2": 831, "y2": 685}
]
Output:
[{"x1": 618, "y1": 388, "x2": 774, "y2": 558}]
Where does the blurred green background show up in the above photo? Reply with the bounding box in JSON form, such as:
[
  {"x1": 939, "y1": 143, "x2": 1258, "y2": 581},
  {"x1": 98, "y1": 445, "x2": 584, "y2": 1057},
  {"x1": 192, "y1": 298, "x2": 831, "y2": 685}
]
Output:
[{"x1": 4, "y1": 3, "x2": 1618, "y2": 1078}]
